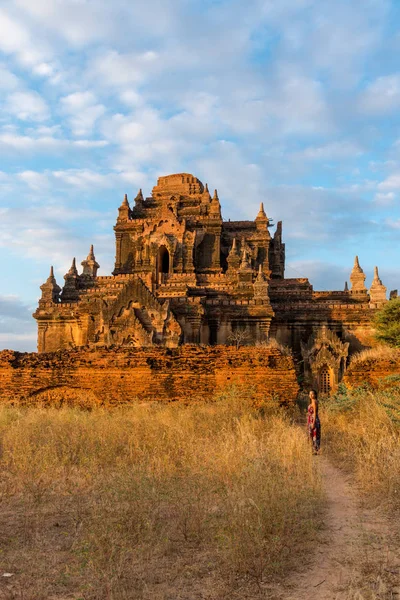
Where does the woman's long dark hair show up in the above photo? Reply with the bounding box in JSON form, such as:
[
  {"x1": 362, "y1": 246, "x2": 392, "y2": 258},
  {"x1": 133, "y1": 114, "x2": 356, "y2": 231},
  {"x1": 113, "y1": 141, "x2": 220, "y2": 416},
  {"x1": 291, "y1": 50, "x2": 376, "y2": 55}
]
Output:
[{"x1": 310, "y1": 389, "x2": 318, "y2": 400}]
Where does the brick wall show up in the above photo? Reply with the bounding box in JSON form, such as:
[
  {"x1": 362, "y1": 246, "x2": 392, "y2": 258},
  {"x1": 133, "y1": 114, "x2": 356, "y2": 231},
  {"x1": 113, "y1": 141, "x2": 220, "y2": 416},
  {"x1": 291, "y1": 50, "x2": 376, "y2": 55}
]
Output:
[
  {"x1": 344, "y1": 358, "x2": 400, "y2": 389},
  {"x1": 0, "y1": 345, "x2": 299, "y2": 406}
]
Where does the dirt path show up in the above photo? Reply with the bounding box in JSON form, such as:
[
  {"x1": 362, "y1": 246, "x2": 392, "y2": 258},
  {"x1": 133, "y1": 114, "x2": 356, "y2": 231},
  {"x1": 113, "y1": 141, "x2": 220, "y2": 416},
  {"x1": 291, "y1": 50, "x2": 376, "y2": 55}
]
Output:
[{"x1": 279, "y1": 457, "x2": 399, "y2": 600}]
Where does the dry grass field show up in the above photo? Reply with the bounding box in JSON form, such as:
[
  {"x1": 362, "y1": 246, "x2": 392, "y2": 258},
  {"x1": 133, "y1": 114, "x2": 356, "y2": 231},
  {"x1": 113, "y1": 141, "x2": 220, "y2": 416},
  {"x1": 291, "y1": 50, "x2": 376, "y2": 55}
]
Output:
[
  {"x1": 0, "y1": 389, "x2": 323, "y2": 600},
  {"x1": 321, "y1": 382, "x2": 400, "y2": 510}
]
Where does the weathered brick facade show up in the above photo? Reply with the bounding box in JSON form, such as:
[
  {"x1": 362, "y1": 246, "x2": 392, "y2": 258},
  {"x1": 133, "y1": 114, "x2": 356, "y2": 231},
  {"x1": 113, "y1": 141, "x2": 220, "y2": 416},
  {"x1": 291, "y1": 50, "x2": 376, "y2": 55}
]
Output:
[{"x1": 0, "y1": 346, "x2": 299, "y2": 406}]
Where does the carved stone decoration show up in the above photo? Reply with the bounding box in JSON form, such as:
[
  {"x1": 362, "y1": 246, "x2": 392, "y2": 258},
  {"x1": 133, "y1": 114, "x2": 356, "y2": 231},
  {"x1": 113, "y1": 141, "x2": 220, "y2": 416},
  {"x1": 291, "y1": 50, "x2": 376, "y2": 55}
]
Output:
[
  {"x1": 163, "y1": 304, "x2": 182, "y2": 348},
  {"x1": 301, "y1": 326, "x2": 349, "y2": 394}
]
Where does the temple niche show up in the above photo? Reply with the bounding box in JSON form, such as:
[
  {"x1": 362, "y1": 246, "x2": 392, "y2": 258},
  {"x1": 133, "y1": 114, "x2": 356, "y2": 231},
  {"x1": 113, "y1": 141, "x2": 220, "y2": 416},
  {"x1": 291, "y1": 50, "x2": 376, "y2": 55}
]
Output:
[
  {"x1": 33, "y1": 172, "x2": 390, "y2": 393},
  {"x1": 301, "y1": 327, "x2": 349, "y2": 395}
]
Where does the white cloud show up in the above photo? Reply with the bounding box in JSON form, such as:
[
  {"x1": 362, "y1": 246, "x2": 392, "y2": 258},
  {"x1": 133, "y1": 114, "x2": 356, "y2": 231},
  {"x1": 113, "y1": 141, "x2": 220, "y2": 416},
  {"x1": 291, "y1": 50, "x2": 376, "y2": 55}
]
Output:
[
  {"x1": 374, "y1": 191, "x2": 395, "y2": 205},
  {"x1": 265, "y1": 71, "x2": 331, "y2": 135},
  {"x1": 60, "y1": 91, "x2": 105, "y2": 136},
  {"x1": 5, "y1": 91, "x2": 49, "y2": 121},
  {"x1": 32, "y1": 62, "x2": 54, "y2": 77},
  {"x1": 0, "y1": 63, "x2": 20, "y2": 90},
  {"x1": 297, "y1": 141, "x2": 363, "y2": 161},
  {"x1": 52, "y1": 169, "x2": 114, "y2": 189},
  {"x1": 0, "y1": 7, "x2": 50, "y2": 69},
  {"x1": 361, "y1": 74, "x2": 400, "y2": 114},
  {"x1": 0, "y1": 131, "x2": 108, "y2": 153},
  {"x1": 377, "y1": 174, "x2": 400, "y2": 190},
  {"x1": 73, "y1": 139, "x2": 108, "y2": 148},
  {"x1": 87, "y1": 50, "x2": 159, "y2": 88},
  {"x1": 18, "y1": 170, "x2": 49, "y2": 190},
  {"x1": 385, "y1": 218, "x2": 400, "y2": 229}
]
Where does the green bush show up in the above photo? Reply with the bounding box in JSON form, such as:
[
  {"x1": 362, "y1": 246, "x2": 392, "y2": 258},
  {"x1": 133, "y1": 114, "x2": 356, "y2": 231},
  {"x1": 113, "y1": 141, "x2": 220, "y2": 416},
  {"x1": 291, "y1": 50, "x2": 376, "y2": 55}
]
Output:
[{"x1": 374, "y1": 297, "x2": 400, "y2": 347}]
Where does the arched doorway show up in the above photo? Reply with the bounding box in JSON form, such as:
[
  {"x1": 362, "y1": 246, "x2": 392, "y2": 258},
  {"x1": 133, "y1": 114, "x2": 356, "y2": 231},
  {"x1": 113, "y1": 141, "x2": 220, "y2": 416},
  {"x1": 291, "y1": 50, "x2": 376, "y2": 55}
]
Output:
[
  {"x1": 158, "y1": 246, "x2": 170, "y2": 283},
  {"x1": 319, "y1": 365, "x2": 332, "y2": 395}
]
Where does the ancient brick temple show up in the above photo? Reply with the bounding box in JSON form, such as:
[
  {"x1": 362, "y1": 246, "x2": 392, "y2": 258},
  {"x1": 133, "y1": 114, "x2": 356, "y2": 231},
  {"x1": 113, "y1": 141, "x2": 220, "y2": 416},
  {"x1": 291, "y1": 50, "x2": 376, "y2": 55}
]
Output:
[{"x1": 33, "y1": 173, "x2": 390, "y2": 393}]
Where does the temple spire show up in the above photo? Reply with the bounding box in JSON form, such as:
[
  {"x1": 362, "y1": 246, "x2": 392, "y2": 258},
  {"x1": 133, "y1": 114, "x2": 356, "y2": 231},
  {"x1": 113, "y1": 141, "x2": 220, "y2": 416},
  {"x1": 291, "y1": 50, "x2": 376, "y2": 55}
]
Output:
[
  {"x1": 39, "y1": 265, "x2": 61, "y2": 306},
  {"x1": 369, "y1": 266, "x2": 387, "y2": 304},
  {"x1": 134, "y1": 189, "x2": 144, "y2": 204},
  {"x1": 81, "y1": 245, "x2": 100, "y2": 278},
  {"x1": 255, "y1": 201, "x2": 269, "y2": 231},
  {"x1": 209, "y1": 188, "x2": 221, "y2": 218},
  {"x1": 226, "y1": 237, "x2": 240, "y2": 275},
  {"x1": 253, "y1": 263, "x2": 271, "y2": 305},
  {"x1": 68, "y1": 258, "x2": 78, "y2": 276},
  {"x1": 240, "y1": 246, "x2": 252, "y2": 271},
  {"x1": 117, "y1": 193, "x2": 130, "y2": 222},
  {"x1": 61, "y1": 258, "x2": 80, "y2": 302},
  {"x1": 350, "y1": 255, "x2": 367, "y2": 294},
  {"x1": 256, "y1": 202, "x2": 267, "y2": 220}
]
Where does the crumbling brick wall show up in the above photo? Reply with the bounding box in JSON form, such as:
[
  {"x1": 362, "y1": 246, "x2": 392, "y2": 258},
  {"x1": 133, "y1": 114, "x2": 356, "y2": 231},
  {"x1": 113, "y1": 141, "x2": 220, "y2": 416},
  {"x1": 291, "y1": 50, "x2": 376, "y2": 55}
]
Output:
[
  {"x1": 0, "y1": 345, "x2": 299, "y2": 406},
  {"x1": 344, "y1": 356, "x2": 400, "y2": 389}
]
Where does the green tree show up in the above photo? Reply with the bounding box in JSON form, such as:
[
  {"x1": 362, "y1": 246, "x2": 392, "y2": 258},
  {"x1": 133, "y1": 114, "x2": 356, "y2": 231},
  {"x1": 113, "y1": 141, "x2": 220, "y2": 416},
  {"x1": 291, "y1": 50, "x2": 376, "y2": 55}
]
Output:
[{"x1": 374, "y1": 298, "x2": 400, "y2": 347}]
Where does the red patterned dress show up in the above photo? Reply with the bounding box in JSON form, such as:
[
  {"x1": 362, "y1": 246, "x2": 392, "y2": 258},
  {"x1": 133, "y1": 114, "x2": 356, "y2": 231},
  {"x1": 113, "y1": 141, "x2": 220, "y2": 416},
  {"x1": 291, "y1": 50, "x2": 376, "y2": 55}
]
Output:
[{"x1": 307, "y1": 403, "x2": 321, "y2": 453}]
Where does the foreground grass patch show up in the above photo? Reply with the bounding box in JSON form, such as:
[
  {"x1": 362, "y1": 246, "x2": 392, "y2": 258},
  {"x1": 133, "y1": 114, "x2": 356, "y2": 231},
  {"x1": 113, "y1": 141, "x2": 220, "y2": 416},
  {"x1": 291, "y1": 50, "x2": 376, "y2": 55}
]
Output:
[
  {"x1": 321, "y1": 384, "x2": 400, "y2": 510},
  {"x1": 0, "y1": 393, "x2": 323, "y2": 599}
]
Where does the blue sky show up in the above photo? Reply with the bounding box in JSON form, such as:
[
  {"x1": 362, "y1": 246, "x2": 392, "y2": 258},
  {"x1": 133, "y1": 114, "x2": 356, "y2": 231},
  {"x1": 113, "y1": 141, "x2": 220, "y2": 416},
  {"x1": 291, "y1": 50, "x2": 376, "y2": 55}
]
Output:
[{"x1": 1, "y1": 0, "x2": 400, "y2": 351}]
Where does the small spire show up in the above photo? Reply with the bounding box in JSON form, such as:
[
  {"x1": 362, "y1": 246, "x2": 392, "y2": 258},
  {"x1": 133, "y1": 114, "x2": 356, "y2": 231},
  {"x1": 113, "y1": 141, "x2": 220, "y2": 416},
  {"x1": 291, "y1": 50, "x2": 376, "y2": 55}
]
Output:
[
  {"x1": 232, "y1": 237, "x2": 237, "y2": 251},
  {"x1": 350, "y1": 255, "x2": 367, "y2": 293},
  {"x1": 256, "y1": 202, "x2": 267, "y2": 219},
  {"x1": 256, "y1": 264, "x2": 265, "y2": 280},
  {"x1": 255, "y1": 202, "x2": 269, "y2": 231},
  {"x1": 81, "y1": 245, "x2": 100, "y2": 278},
  {"x1": 344, "y1": 281, "x2": 349, "y2": 292},
  {"x1": 134, "y1": 189, "x2": 144, "y2": 203},
  {"x1": 205, "y1": 183, "x2": 209, "y2": 193},
  {"x1": 274, "y1": 221, "x2": 282, "y2": 238},
  {"x1": 240, "y1": 246, "x2": 252, "y2": 270},
  {"x1": 373, "y1": 266, "x2": 381, "y2": 283},
  {"x1": 253, "y1": 263, "x2": 271, "y2": 303},
  {"x1": 39, "y1": 265, "x2": 61, "y2": 306},
  {"x1": 369, "y1": 265, "x2": 387, "y2": 304},
  {"x1": 210, "y1": 188, "x2": 221, "y2": 217},
  {"x1": 68, "y1": 258, "x2": 78, "y2": 276},
  {"x1": 117, "y1": 193, "x2": 131, "y2": 222}
]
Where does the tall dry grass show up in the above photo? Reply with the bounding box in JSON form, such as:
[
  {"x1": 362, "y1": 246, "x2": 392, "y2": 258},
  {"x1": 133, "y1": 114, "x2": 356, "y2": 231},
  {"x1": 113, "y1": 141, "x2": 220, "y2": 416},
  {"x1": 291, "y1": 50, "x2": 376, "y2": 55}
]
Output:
[
  {"x1": 349, "y1": 345, "x2": 400, "y2": 367},
  {"x1": 0, "y1": 390, "x2": 323, "y2": 600},
  {"x1": 321, "y1": 383, "x2": 400, "y2": 510}
]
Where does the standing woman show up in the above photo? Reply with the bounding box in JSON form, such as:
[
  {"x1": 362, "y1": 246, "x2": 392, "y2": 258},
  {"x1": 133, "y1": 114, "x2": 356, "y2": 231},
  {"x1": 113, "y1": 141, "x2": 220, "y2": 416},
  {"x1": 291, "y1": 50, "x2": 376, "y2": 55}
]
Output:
[{"x1": 307, "y1": 389, "x2": 321, "y2": 454}]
